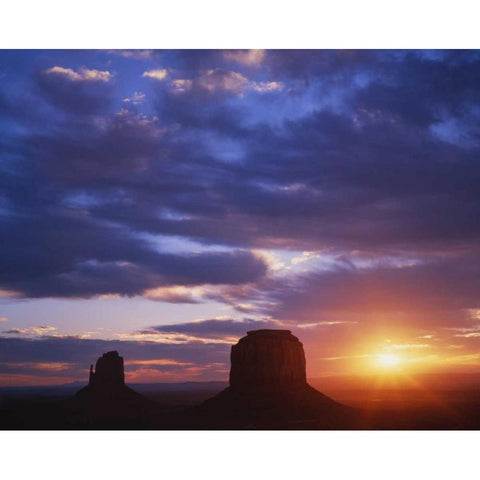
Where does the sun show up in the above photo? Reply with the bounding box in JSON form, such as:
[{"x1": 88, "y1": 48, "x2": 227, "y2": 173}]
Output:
[{"x1": 376, "y1": 353, "x2": 402, "y2": 368}]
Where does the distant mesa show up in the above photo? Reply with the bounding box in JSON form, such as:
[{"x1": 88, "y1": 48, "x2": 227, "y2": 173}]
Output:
[{"x1": 194, "y1": 329, "x2": 355, "y2": 428}]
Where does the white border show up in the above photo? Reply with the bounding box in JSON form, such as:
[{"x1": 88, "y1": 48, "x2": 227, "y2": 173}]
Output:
[
  {"x1": 2, "y1": 431, "x2": 479, "y2": 479},
  {"x1": 2, "y1": 2, "x2": 480, "y2": 478},
  {"x1": 1, "y1": 0, "x2": 480, "y2": 48}
]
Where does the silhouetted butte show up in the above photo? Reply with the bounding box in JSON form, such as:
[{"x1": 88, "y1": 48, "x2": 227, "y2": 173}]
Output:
[
  {"x1": 187, "y1": 329, "x2": 356, "y2": 429},
  {"x1": 76, "y1": 351, "x2": 151, "y2": 426}
]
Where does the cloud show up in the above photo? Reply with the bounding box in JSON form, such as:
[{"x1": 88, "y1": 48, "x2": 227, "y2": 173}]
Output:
[
  {"x1": 3, "y1": 328, "x2": 28, "y2": 335},
  {"x1": 249, "y1": 252, "x2": 480, "y2": 331},
  {"x1": 141, "y1": 317, "x2": 285, "y2": 341},
  {"x1": 3, "y1": 49, "x2": 480, "y2": 317},
  {"x1": 0, "y1": 336, "x2": 229, "y2": 364},
  {"x1": 125, "y1": 358, "x2": 193, "y2": 367},
  {"x1": 170, "y1": 69, "x2": 248, "y2": 95},
  {"x1": 223, "y1": 49, "x2": 266, "y2": 66},
  {"x1": 170, "y1": 78, "x2": 193, "y2": 93},
  {"x1": 1, "y1": 361, "x2": 72, "y2": 372},
  {"x1": 43, "y1": 66, "x2": 113, "y2": 83},
  {"x1": 262, "y1": 49, "x2": 378, "y2": 79},
  {"x1": 198, "y1": 70, "x2": 248, "y2": 93},
  {"x1": 143, "y1": 285, "x2": 204, "y2": 303},
  {"x1": 232, "y1": 303, "x2": 257, "y2": 314},
  {"x1": 36, "y1": 66, "x2": 115, "y2": 114},
  {"x1": 142, "y1": 68, "x2": 168, "y2": 80},
  {"x1": 0, "y1": 317, "x2": 7, "y2": 322},
  {"x1": 108, "y1": 50, "x2": 153, "y2": 60},
  {"x1": 2, "y1": 326, "x2": 57, "y2": 336},
  {"x1": 122, "y1": 91, "x2": 146, "y2": 105},
  {"x1": 0, "y1": 208, "x2": 268, "y2": 297},
  {"x1": 251, "y1": 81, "x2": 284, "y2": 92},
  {"x1": 29, "y1": 107, "x2": 163, "y2": 183},
  {"x1": 167, "y1": 69, "x2": 283, "y2": 96}
]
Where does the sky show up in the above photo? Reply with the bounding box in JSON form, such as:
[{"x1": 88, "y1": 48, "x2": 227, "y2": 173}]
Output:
[{"x1": 1, "y1": 49, "x2": 480, "y2": 386}]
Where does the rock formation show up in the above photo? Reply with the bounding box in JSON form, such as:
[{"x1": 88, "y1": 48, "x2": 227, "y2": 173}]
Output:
[
  {"x1": 230, "y1": 329, "x2": 306, "y2": 390},
  {"x1": 76, "y1": 350, "x2": 150, "y2": 425},
  {"x1": 192, "y1": 329, "x2": 355, "y2": 428},
  {"x1": 88, "y1": 351, "x2": 125, "y2": 391}
]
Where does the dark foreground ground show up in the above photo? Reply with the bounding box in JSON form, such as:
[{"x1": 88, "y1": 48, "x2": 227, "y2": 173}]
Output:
[{"x1": 2, "y1": 376, "x2": 480, "y2": 430}]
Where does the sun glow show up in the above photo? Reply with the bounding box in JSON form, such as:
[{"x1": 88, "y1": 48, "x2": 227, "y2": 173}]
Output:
[{"x1": 376, "y1": 353, "x2": 402, "y2": 368}]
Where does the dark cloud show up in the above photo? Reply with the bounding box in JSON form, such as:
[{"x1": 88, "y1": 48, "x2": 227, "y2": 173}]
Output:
[
  {"x1": 0, "y1": 207, "x2": 267, "y2": 297},
  {"x1": 29, "y1": 109, "x2": 163, "y2": 184},
  {"x1": 262, "y1": 49, "x2": 378, "y2": 80},
  {"x1": 152, "y1": 50, "x2": 234, "y2": 72},
  {"x1": 2, "y1": 49, "x2": 480, "y2": 306},
  {"x1": 0, "y1": 336, "x2": 228, "y2": 364},
  {"x1": 142, "y1": 317, "x2": 283, "y2": 339},
  {"x1": 35, "y1": 67, "x2": 115, "y2": 115}
]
